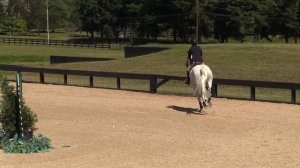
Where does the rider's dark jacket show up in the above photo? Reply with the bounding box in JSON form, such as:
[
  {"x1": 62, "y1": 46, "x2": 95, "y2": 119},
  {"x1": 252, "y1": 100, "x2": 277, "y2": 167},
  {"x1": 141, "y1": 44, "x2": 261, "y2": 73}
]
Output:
[{"x1": 188, "y1": 45, "x2": 203, "y2": 64}]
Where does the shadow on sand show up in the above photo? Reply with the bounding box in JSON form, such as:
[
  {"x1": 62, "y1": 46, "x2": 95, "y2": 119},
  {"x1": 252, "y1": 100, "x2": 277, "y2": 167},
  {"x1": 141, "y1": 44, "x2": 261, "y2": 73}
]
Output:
[{"x1": 167, "y1": 105, "x2": 207, "y2": 115}]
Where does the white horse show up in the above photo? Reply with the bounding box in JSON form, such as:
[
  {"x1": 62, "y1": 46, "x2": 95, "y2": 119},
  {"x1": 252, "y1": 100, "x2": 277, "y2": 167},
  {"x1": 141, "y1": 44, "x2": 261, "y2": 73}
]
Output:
[{"x1": 189, "y1": 63, "x2": 213, "y2": 112}]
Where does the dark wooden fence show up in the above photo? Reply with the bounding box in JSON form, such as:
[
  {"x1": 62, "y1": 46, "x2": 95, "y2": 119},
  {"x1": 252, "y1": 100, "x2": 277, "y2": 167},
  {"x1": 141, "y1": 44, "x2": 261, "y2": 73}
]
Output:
[
  {"x1": 0, "y1": 37, "x2": 120, "y2": 49},
  {"x1": 124, "y1": 47, "x2": 169, "y2": 58},
  {"x1": 0, "y1": 64, "x2": 299, "y2": 104},
  {"x1": 49, "y1": 55, "x2": 114, "y2": 64}
]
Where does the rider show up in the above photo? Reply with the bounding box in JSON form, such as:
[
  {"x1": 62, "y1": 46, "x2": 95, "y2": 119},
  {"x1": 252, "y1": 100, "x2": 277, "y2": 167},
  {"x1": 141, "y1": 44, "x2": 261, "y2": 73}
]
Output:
[{"x1": 185, "y1": 38, "x2": 204, "y2": 85}]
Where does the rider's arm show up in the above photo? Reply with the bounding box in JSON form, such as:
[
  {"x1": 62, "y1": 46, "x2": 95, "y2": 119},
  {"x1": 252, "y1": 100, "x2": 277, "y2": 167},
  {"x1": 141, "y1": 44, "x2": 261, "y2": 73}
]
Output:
[
  {"x1": 186, "y1": 49, "x2": 191, "y2": 67},
  {"x1": 187, "y1": 48, "x2": 192, "y2": 61}
]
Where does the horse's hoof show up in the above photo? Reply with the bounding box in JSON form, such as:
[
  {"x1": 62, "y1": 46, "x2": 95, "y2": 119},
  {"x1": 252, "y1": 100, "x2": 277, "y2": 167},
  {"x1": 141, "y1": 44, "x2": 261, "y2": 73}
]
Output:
[
  {"x1": 203, "y1": 102, "x2": 212, "y2": 109},
  {"x1": 208, "y1": 103, "x2": 212, "y2": 108}
]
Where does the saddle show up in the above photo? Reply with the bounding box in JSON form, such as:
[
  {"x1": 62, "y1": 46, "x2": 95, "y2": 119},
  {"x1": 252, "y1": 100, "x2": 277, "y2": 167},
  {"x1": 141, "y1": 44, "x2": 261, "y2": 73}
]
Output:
[{"x1": 188, "y1": 62, "x2": 203, "y2": 72}]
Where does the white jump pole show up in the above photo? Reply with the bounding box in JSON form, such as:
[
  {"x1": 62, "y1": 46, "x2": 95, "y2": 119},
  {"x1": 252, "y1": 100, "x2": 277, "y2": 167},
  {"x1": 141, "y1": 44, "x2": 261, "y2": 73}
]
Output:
[{"x1": 16, "y1": 71, "x2": 24, "y2": 139}]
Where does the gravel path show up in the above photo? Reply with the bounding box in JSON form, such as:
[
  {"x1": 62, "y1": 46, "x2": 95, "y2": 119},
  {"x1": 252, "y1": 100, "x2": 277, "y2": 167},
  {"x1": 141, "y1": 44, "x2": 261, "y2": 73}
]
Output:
[{"x1": 0, "y1": 83, "x2": 299, "y2": 168}]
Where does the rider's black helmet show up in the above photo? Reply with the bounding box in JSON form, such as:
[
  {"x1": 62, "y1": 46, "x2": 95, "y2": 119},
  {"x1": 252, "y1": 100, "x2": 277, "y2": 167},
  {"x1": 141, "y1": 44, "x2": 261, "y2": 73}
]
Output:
[{"x1": 191, "y1": 38, "x2": 197, "y2": 45}]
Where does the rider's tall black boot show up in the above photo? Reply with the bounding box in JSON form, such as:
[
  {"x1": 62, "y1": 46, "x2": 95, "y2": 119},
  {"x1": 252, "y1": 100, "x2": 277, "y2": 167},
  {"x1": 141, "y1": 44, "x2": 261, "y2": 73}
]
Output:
[{"x1": 185, "y1": 71, "x2": 190, "y2": 85}]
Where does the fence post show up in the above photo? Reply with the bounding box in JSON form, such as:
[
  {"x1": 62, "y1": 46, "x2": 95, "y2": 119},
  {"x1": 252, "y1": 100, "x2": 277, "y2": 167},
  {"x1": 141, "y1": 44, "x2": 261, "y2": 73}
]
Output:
[
  {"x1": 117, "y1": 78, "x2": 121, "y2": 89},
  {"x1": 251, "y1": 86, "x2": 256, "y2": 101},
  {"x1": 291, "y1": 89, "x2": 296, "y2": 104},
  {"x1": 89, "y1": 76, "x2": 94, "y2": 87},
  {"x1": 150, "y1": 77, "x2": 157, "y2": 93},
  {"x1": 39, "y1": 73, "x2": 45, "y2": 83},
  {"x1": 64, "y1": 74, "x2": 68, "y2": 85},
  {"x1": 212, "y1": 84, "x2": 218, "y2": 97}
]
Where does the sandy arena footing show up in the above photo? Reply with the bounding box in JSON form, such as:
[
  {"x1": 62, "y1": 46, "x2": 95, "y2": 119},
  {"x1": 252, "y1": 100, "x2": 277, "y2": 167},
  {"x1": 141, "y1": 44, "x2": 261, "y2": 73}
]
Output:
[{"x1": 0, "y1": 83, "x2": 299, "y2": 168}]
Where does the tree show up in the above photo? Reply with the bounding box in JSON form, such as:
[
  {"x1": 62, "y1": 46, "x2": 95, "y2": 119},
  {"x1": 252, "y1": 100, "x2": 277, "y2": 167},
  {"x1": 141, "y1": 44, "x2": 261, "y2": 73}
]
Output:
[
  {"x1": 0, "y1": 10, "x2": 6, "y2": 32},
  {"x1": 0, "y1": 15, "x2": 26, "y2": 34},
  {"x1": 108, "y1": 0, "x2": 123, "y2": 39},
  {"x1": 74, "y1": 0, "x2": 113, "y2": 38},
  {"x1": 270, "y1": 0, "x2": 300, "y2": 43},
  {"x1": 23, "y1": 0, "x2": 46, "y2": 34},
  {"x1": 210, "y1": 0, "x2": 232, "y2": 43},
  {"x1": 7, "y1": 0, "x2": 24, "y2": 17},
  {"x1": 48, "y1": 0, "x2": 70, "y2": 32},
  {"x1": 118, "y1": 0, "x2": 143, "y2": 40}
]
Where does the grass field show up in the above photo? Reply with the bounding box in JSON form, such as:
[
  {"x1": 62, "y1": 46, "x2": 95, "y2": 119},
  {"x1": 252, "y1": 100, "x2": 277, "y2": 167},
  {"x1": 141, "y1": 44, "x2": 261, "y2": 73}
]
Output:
[{"x1": 0, "y1": 42, "x2": 299, "y2": 103}]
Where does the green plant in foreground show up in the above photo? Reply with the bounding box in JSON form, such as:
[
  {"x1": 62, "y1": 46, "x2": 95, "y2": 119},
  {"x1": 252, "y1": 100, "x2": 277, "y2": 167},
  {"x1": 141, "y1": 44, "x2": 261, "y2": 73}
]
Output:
[
  {"x1": 0, "y1": 74, "x2": 53, "y2": 153},
  {"x1": 0, "y1": 130, "x2": 53, "y2": 153},
  {"x1": 0, "y1": 74, "x2": 38, "y2": 138}
]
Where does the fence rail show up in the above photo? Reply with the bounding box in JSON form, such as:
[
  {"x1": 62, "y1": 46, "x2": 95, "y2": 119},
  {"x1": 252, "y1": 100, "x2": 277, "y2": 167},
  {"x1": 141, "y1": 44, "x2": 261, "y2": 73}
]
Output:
[
  {"x1": 0, "y1": 37, "x2": 119, "y2": 49},
  {"x1": 0, "y1": 64, "x2": 299, "y2": 104}
]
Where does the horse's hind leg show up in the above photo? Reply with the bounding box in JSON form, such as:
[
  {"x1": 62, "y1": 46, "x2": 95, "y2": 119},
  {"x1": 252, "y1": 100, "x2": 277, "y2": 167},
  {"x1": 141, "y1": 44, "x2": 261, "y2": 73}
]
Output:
[{"x1": 198, "y1": 97, "x2": 203, "y2": 112}]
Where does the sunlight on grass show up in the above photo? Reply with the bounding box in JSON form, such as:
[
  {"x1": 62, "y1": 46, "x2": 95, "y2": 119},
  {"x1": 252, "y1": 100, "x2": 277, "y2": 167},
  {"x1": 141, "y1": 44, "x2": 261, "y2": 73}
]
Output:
[
  {"x1": 0, "y1": 42, "x2": 300, "y2": 103},
  {"x1": 0, "y1": 43, "x2": 123, "y2": 60}
]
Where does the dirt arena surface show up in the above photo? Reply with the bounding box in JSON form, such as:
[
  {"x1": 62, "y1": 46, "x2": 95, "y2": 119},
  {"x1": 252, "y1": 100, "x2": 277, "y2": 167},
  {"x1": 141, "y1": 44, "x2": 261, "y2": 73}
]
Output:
[{"x1": 0, "y1": 83, "x2": 299, "y2": 168}]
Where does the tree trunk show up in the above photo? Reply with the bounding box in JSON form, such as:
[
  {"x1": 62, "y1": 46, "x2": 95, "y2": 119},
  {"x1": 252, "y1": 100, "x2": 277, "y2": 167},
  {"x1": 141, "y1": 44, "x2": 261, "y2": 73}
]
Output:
[
  {"x1": 90, "y1": 31, "x2": 94, "y2": 38},
  {"x1": 253, "y1": 33, "x2": 259, "y2": 43},
  {"x1": 285, "y1": 34, "x2": 289, "y2": 43},
  {"x1": 37, "y1": 24, "x2": 40, "y2": 36},
  {"x1": 100, "y1": 25, "x2": 104, "y2": 40},
  {"x1": 173, "y1": 28, "x2": 177, "y2": 43}
]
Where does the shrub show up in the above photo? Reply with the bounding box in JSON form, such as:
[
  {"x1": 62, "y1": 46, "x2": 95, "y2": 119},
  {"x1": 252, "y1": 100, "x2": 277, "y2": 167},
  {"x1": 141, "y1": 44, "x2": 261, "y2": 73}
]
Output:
[
  {"x1": 0, "y1": 74, "x2": 37, "y2": 138},
  {"x1": 0, "y1": 131, "x2": 53, "y2": 153},
  {"x1": 0, "y1": 74, "x2": 53, "y2": 153}
]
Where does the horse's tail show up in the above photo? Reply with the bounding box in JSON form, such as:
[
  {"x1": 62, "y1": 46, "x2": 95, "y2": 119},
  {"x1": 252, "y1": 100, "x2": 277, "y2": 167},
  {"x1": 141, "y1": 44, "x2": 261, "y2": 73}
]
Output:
[{"x1": 194, "y1": 66, "x2": 207, "y2": 97}]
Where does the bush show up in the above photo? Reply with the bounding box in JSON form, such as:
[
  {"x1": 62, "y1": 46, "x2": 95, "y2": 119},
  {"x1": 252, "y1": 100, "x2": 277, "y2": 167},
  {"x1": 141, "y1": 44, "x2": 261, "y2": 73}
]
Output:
[
  {"x1": 0, "y1": 74, "x2": 37, "y2": 138},
  {"x1": 0, "y1": 74, "x2": 53, "y2": 153},
  {"x1": 0, "y1": 15, "x2": 27, "y2": 34},
  {"x1": 0, "y1": 130, "x2": 53, "y2": 153}
]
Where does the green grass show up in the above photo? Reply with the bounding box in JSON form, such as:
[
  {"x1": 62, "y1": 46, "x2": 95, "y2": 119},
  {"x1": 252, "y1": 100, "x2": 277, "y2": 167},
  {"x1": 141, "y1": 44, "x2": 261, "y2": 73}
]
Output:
[
  {"x1": 45, "y1": 43, "x2": 300, "y2": 83},
  {"x1": 205, "y1": 43, "x2": 300, "y2": 83},
  {"x1": 0, "y1": 43, "x2": 122, "y2": 65},
  {"x1": 0, "y1": 55, "x2": 48, "y2": 64},
  {"x1": 0, "y1": 42, "x2": 300, "y2": 103}
]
